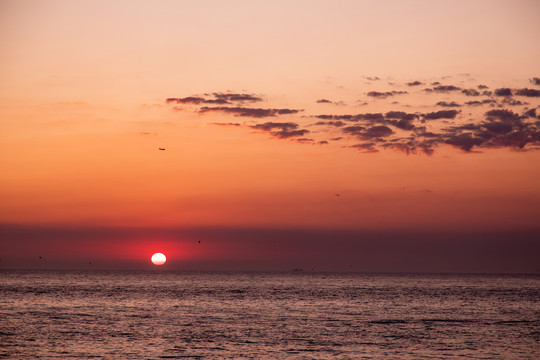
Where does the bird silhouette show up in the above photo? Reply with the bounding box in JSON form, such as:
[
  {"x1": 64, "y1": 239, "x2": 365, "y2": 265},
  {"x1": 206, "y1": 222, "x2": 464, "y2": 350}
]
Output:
[{"x1": 158, "y1": 148, "x2": 166, "y2": 151}]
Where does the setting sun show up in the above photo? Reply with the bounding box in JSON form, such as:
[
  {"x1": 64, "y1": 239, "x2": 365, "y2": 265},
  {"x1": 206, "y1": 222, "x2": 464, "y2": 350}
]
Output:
[{"x1": 151, "y1": 252, "x2": 166, "y2": 266}]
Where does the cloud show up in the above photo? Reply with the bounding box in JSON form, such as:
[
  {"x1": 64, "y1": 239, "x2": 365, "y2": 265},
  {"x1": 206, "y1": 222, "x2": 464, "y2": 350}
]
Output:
[
  {"x1": 386, "y1": 119, "x2": 416, "y2": 130},
  {"x1": 425, "y1": 85, "x2": 461, "y2": 93},
  {"x1": 423, "y1": 110, "x2": 460, "y2": 120},
  {"x1": 210, "y1": 122, "x2": 242, "y2": 127},
  {"x1": 250, "y1": 122, "x2": 309, "y2": 139},
  {"x1": 445, "y1": 134, "x2": 485, "y2": 152},
  {"x1": 166, "y1": 92, "x2": 262, "y2": 105},
  {"x1": 314, "y1": 113, "x2": 385, "y2": 122},
  {"x1": 382, "y1": 139, "x2": 437, "y2": 155},
  {"x1": 524, "y1": 108, "x2": 537, "y2": 118},
  {"x1": 530, "y1": 77, "x2": 540, "y2": 86},
  {"x1": 484, "y1": 109, "x2": 521, "y2": 123},
  {"x1": 494, "y1": 88, "x2": 512, "y2": 96},
  {"x1": 199, "y1": 106, "x2": 301, "y2": 118},
  {"x1": 166, "y1": 82, "x2": 540, "y2": 154},
  {"x1": 273, "y1": 129, "x2": 310, "y2": 138},
  {"x1": 385, "y1": 111, "x2": 419, "y2": 121},
  {"x1": 167, "y1": 96, "x2": 230, "y2": 105},
  {"x1": 407, "y1": 81, "x2": 423, "y2": 86},
  {"x1": 514, "y1": 88, "x2": 540, "y2": 97},
  {"x1": 367, "y1": 91, "x2": 407, "y2": 98},
  {"x1": 501, "y1": 98, "x2": 528, "y2": 106},
  {"x1": 213, "y1": 93, "x2": 263, "y2": 102},
  {"x1": 251, "y1": 122, "x2": 298, "y2": 131},
  {"x1": 464, "y1": 99, "x2": 497, "y2": 106},
  {"x1": 436, "y1": 101, "x2": 461, "y2": 108},
  {"x1": 364, "y1": 76, "x2": 380, "y2": 81},
  {"x1": 350, "y1": 143, "x2": 378, "y2": 153},
  {"x1": 314, "y1": 120, "x2": 347, "y2": 127},
  {"x1": 359, "y1": 125, "x2": 394, "y2": 139},
  {"x1": 295, "y1": 137, "x2": 314, "y2": 143},
  {"x1": 342, "y1": 125, "x2": 366, "y2": 136},
  {"x1": 461, "y1": 89, "x2": 481, "y2": 96}
]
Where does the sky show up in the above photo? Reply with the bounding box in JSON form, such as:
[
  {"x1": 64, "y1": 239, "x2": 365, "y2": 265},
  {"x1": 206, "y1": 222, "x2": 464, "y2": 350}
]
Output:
[{"x1": 1, "y1": 0, "x2": 539, "y2": 272}]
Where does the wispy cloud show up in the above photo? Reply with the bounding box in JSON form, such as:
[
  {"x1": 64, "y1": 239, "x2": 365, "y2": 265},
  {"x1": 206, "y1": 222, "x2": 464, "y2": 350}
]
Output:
[
  {"x1": 199, "y1": 106, "x2": 301, "y2": 118},
  {"x1": 367, "y1": 90, "x2": 407, "y2": 99},
  {"x1": 164, "y1": 78, "x2": 540, "y2": 154}
]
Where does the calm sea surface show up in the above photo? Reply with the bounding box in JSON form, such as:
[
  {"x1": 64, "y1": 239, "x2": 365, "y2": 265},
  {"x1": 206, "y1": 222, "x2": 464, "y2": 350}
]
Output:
[{"x1": 0, "y1": 271, "x2": 538, "y2": 359}]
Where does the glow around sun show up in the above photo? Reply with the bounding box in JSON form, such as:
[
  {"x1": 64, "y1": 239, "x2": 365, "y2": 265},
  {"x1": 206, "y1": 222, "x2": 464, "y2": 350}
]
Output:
[{"x1": 151, "y1": 252, "x2": 166, "y2": 266}]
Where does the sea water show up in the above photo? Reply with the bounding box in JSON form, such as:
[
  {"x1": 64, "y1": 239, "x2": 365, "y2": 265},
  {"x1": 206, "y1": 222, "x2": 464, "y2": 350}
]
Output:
[{"x1": 0, "y1": 271, "x2": 538, "y2": 359}]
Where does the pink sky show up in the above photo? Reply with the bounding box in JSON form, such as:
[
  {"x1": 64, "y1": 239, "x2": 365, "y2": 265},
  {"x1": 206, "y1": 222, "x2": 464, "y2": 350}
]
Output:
[{"x1": 1, "y1": 0, "x2": 539, "y2": 271}]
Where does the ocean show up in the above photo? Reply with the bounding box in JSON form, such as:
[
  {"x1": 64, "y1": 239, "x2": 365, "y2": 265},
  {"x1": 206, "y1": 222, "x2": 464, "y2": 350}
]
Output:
[{"x1": 0, "y1": 271, "x2": 538, "y2": 359}]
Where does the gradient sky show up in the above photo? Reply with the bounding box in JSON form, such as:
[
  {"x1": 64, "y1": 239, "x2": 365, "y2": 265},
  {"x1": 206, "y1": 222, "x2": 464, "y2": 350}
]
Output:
[{"x1": 1, "y1": 0, "x2": 539, "y2": 272}]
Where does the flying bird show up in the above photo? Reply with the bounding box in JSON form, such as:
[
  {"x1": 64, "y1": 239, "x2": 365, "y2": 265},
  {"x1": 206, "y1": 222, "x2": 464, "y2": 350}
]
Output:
[{"x1": 158, "y1": 148, "x2": 166, "y2": 151}]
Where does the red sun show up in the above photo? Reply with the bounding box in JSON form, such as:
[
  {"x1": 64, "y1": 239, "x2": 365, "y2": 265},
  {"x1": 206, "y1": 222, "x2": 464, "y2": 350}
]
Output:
[{"x1": 151, "y1": 252, "x2": 167, "y2": 265}]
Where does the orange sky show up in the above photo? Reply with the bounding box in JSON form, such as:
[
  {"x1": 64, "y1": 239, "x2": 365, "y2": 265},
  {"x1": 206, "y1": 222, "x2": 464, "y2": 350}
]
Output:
[{"x1": 1, "y1": 0, "x2": 539, "y2": 271}]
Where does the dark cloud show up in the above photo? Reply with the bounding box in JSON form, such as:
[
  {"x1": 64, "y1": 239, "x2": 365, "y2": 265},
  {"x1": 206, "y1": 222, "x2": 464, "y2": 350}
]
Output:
[
  {"x1": 167, "y1": 96, "x2": 230, "y2": 105},
  {"x1": 315, "y1": 115, "x2": 334, "y2": 120},
  {"x1": 166, "y1": 93, "x2": 262, "y2": 105},
  {"x1": 524, "y1": 108, "x2": 536, "y2": 118},
  {"x1": 342, "y1": 125, "x2": 366, "y2": 136},
  {"x1": 213, "y1": 93, "x2": 262, "y2": 102},
  {"x1": 407, "y1": 81, "x2": 423, "y2": 86},
  {"x1": 387, "y1": 119, "x2": 416, "y2": 130},
  {"x1": 483, "y1": 121, "x2": 513, "y2": 134},
  {"x1": 367, "y1": 91, "x2": 407, "y2": 98},
  {"x1": 465, "y1": 99, "x2": 497, "y2": 106},
  {"x1": 250, "y1": 122, "x2": 309, "y2": 139},
  {"x1": 461, "y1": 89, "x2": 481, "y2": 96},
  {"x1": 514, "y1": 88, "x2": 540, "y2": 97},
  {"x1": 530, "y1": 77, "x2": 540, "y2": 86},
  {"x1": 251, "y1": 122, "x2": 298, "y2": 131},
  {"x1": 477, "y1": 84, "x2": 489, "y2": 89},
  {"x1": 199, "y1": 106, "x2": 301, "y2": 118},
  {"x1": 436, "y1": 101, "x2": 461, "y2": 108},
  {"x1": 350, "y1": 143, "x2": 378, "y2": 153},
  {"x1": 359, "y1": 113, "x2": 385, "y2": 121},
  {"x1": 364, "y1": 76, "x2": 380, "y2": 81},
  {"x1": 426, "y1": 85, "x2": 461, "y2": 93},
  {"x1": 494, "y1": 88, "x2": 512, "y2": 96},
  {"x1": 423, "y1": 110, "x2": 459, "y2": 120},
  {"x1": 445, "y1": 134, "x2": 484, "y2": 152},
  {"x1": 295, "y1": 137, "x2": 314, "y2": 143},
  {"x1": 168, "y1": 86, "x2": 540, "y2": 154},
  {"x1": 314, "y1": 113, "x2": 385, "y2": 122},
  {"x1": 210, "y1": 122, "x2": 242, "y2": 127},
  {"x1": 274, "y1": 129, "x2": 310, "y2": 139},
  {"x1": 502, "y1": 98, "x2": 528, "y2": 106},
  {"x1": 314, "y1": 120, "x2": 347, "y2": 127},
  {"x1": 383, "y1": 139, "x2": 437, "y2": 155},
  {"x1": 384, "y1": 111, "x2": 419, "y2": 121},
  {"x1": 485, "y1": 109, "x2": 521, "y2": 123},
  {"x1": 361, "y1": 125, "x2": 394, "y2": 139}
]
